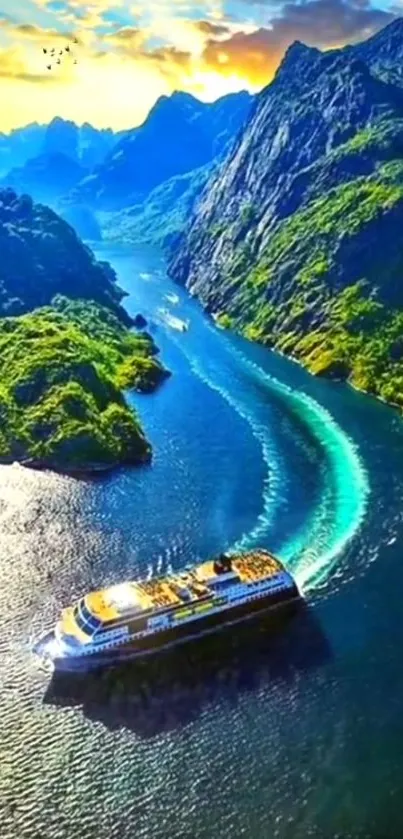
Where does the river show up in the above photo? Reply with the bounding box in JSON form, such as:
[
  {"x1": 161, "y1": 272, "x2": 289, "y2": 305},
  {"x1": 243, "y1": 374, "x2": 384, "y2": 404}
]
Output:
[{"x1": 1, "y1": 245, "x2": 403, "y2": 838}]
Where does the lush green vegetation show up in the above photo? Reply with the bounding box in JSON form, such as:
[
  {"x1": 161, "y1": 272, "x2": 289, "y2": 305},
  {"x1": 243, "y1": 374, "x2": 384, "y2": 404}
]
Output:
[
  {"x1": 169, "y1": 28, "x2": 403, "y2": 415},
  {"x1": 0, "y1": 187, "x2": 169, "y2": 471},
  {"x1": 215, "y1": 312, "x2": 234, "y2": 329},
  {"x1": 215, "y1": 171, "x2": 403, "y2": 407},
  {"x1": 336, "y1": 119, "x2": 403, "y2": 157},
  {"x1": 296, "y1": 283, "x2": 403, "y2": 407},
  {"x1": 0, "y1": 298, "x2": 169, "y2": 470}
]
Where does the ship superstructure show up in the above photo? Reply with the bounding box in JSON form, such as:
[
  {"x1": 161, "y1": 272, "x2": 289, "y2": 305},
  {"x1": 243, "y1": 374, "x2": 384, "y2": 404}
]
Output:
[{"x1": 36, "y1": 550, "x2": 300, "y2": 669}]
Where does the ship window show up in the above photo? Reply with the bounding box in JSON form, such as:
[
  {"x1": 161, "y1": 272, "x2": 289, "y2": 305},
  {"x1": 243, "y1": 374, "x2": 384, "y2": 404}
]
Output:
[
  {"x1": 73, "y1": 600, "x2": 102, "y2": 634},
  {"x1": 73, "y1": 605, "x2": 89, "y2": 633},
  {"x1": 79, "y1": 600, "x2": 102, "y2": 630}
]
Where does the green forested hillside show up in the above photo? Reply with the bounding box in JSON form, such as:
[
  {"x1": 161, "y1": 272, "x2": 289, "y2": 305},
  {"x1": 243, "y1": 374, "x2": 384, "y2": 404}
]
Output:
[
  {"x1": 169, "y1": 19, "x2": 403, "y2": 411},
  {"x1": 0, "y1": 189, "x2": 168, "y2": 471}
]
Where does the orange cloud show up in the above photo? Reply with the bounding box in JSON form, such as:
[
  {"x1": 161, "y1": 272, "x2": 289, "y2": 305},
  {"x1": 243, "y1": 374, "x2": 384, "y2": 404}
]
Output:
[
  {"x1": 203, "y1": 28, "x2": 277, "y2": 85},
  {"x1": 202, "y1": 0, "x2": 394, "y2": 86},
  {"x1": 0, "y1": 0, "x2": 396, "y2": 134}
]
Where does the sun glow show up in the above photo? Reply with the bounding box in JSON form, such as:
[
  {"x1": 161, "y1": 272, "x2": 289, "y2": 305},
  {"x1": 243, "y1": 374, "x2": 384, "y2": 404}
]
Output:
[
  {"x1": 189, "y1": 68, "x2": 255, "y2": 100},
  {"x1": 0, "y1": 0, "x2": 393, "y2": 131},
  {"x1": 0, "y1": 49, "x2": 170, "y2": 131}
]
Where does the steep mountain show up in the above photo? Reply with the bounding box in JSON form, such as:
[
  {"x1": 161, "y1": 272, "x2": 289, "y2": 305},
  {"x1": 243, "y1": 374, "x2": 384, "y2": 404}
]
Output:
[
  {"x1": 0, "y1": 187, "x2": 168, "y2": 471},
  {"x1": 42, "y1": 117, "x2": 80, "y2": 160},
  {"x1": 0, "y1": 118, "x2": 118, "y2": 182},
  {"x1": 2, "y1": 152, "x2": 88, "y2": 203},
  {"x1": 43, "y1": 117, "x2": 117, "y2": 168},
  {"x1": 0, "y1": 187, "x2": 126, "y2": 318},
  {"x1": 71, "y1": 90, "x2": 252, "y2": 210},
  {"x1": 169, "y1": 19, "x2": 403, "y2": 408},
  {"x1": 79, "y1": 122, "x2": 117, "y2": 168}
]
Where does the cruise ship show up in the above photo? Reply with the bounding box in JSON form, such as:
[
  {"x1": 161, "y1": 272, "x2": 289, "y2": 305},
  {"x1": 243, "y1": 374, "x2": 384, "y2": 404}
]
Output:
[{"x1": 35, "y1": 550, "x2": 301, "y2": 670}]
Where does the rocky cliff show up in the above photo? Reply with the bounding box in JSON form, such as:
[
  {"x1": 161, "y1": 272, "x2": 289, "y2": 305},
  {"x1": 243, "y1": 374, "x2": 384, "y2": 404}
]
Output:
[{"x1": 168, "y1": 18, "x2": 403, "y2": 408}]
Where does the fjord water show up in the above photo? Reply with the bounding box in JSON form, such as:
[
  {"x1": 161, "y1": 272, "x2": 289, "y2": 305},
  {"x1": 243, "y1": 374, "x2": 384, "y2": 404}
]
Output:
[{"x1": 1, "y1": 246, "x2": 403, "y2": 839}]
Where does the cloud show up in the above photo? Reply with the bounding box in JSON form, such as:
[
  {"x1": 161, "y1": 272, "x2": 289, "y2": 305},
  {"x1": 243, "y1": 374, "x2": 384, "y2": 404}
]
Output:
[
  {"x1": 0, "y1": 19, "x2": 77, "y2": 43},
  {"x1": 141, "y1": 44, "x2": 192, "y2": 81},
  {"x1": 0, "y1": 0, "x2": 397, "y2": 133},
  {"x1": 103, "y1": 25, "x2": 147, "y2": 51},
  {"x1": 195, "y1": 20, "x2": 231, "y2": 38},
  {"x1": 105, "y1": 25, "x2": 142, "y2": 41},
  {"x1": 32, "y1": 0, "x2": 127, "y2": 30},
  {"x1": 201, "y1": 0, "x2": 395, "y2": 85},
  {"x1": 0, "y1": 46, "x2": 57, "y2": 83}
]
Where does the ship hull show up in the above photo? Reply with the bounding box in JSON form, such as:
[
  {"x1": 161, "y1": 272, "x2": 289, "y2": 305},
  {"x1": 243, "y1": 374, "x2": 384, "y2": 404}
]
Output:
[{"x1": 40, "y1": 584, "x2": 301, "y2": 671}]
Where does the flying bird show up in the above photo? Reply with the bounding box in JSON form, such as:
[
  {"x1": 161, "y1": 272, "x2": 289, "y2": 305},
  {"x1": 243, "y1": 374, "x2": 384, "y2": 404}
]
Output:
[
  {"x1": 56, "y1": 59, "x2": 61, "y2": 65},
  {"x1": 43, "y1": 48, "x2": 47, "y2": 54},
  {"x1": 73, "y1": 37, "x2": 78, "y2": 44},
  {"x1": 47, "y1": 65, "x2": 51, "y2": 70},
  {"x1": 65, "y1": 46, "x2": 70, "y2": 53}
]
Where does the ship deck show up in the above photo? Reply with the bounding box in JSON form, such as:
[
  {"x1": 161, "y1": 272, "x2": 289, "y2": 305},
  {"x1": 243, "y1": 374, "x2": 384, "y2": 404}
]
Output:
[
  {"x1": 84, "y1": 550, "x2": 285, "y2": 624},
  {"x1": 232, "y1": 551, "x2": 283, "y2": 583},
  {"x1": 195, "y1": 550, "x2": 284, "y2": 585}
]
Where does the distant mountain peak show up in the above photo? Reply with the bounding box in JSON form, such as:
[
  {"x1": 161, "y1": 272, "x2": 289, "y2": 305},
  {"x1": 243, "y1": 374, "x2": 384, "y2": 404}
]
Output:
[
  {"x1": 147, "y1": 91, "x2": 203, "y2": 121},
  {"x1": 48, "y1": 115, "x2": 77, "y2": 128},
  {"x1": 280, "y1": 39, "x2": 320, "y2": 67},
  {"x1": 271, "y1": 39, "x2": 322, "y2": 89},
  {"x1": 69, "y1": 89, "x2": 252, "y2": 208},
  {"x1": 285, "y1": 39, "x2": 316, "y2": 56},
  {"x1": 170, "y1": 90, "x2": 200, "y2": 104}
]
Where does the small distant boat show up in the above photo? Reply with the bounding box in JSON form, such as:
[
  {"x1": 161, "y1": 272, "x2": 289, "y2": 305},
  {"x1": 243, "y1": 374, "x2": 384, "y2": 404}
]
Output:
[
  {"x1": 165, "y1": 292, "x2": 180, "y2": 305},
  {"x1": 159, "y1": 309, "x2": 189, "y2": 332}
]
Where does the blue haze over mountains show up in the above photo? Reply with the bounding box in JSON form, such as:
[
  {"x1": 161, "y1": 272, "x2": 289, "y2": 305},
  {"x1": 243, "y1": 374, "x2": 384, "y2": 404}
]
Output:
[
  {"x1": 0, "y1": 90, "x2": 253, "y2": 236},
  {"x1": 3, "y1": 18, "x2": 403, "y2": 253}
]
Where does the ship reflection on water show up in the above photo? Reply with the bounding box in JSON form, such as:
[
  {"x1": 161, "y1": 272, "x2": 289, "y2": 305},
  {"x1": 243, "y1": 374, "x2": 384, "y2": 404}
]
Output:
[{"x1": 43, "y1": 604, "x2": 331, "y2": 738}]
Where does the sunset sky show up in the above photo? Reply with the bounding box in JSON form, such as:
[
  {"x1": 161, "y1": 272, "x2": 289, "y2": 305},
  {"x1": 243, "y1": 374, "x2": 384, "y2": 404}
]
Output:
[{"x1": 0, "y1": 0, "x2": 397, "y2": 133}]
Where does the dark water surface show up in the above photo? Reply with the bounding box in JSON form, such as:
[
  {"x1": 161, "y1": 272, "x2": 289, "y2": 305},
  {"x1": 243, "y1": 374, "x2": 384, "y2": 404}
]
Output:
[{"x1": 1, "y1": 245, "x2": 403, "y2": 839}]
